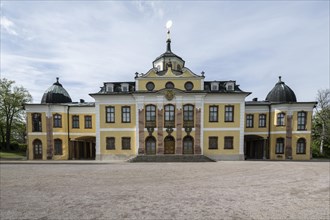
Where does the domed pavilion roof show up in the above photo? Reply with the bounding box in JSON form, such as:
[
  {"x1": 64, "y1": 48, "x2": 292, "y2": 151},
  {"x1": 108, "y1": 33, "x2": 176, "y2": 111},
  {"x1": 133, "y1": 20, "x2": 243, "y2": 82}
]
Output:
[
  {"x1": 41, "y1": 77, "x2": 72, "y2": 104},
  {"x1": 265, "y1": 76, "x2": 297, "y2": 103}
]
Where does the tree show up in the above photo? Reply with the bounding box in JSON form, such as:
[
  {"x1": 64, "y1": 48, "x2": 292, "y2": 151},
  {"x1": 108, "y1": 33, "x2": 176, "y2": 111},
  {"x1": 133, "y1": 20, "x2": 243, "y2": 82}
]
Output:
[
  {"x1": 0, "y1": 78, "x2": 32, "y2": 150},
  {"x1": 312, "y1": 89, "x2": 330, "y2": 156}
]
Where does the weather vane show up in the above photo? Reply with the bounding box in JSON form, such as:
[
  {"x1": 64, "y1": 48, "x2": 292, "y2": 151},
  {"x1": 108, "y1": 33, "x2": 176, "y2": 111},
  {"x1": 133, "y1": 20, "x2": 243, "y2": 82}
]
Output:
[{"x1": 166, "y1": 20, "x2": 172, "y2": 40}]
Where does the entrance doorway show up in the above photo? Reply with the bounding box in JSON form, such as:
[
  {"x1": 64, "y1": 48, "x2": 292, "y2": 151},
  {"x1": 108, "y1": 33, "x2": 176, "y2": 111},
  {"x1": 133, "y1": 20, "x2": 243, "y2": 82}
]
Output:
[
  {"x1": 33, "y1": 139, "x2": 42, "y2": 160},
  {"x1": 164, "y1": 136, "x2": 175, "y2": 154},
  {"x1": 244, "y1": 135, "x2": 268, "y2": 159},
  {"x1": 183, "y1": 136, "x2": 194, "y2": 154},
  {"x1": 69, "y1": 136, "x2": 96, "y2": 160},
  {"x1": 145, "y1": 136, "x2": 156, "y2": 155}
]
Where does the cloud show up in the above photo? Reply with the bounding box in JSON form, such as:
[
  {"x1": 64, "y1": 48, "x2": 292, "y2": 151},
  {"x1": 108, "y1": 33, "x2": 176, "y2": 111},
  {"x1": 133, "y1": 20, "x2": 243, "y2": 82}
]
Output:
[
  {"x1": 0, "y1": 16, "x2": 18, "y2": 35},
  {"x1": 0, "y1": 1, "x2": 329, "y2": 104}
]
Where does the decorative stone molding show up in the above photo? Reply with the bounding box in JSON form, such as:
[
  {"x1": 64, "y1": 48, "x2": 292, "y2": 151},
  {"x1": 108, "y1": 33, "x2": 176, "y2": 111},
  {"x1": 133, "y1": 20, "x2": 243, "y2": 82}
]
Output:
[
  {"x1": 157, "y1": 96, "x2": 163, "y2": 110},
  {"x1": 176, "y1": 96, "x2": 182, "y2": 110},
  {"x1": 195, "y1": 95, "x2": 203, "y2": 110}
]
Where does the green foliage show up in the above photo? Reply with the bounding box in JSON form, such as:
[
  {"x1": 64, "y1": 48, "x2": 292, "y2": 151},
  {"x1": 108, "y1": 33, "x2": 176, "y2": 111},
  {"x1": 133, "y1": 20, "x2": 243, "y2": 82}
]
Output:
[
  {"x1": 0, "y1": 78, "x2": 32, "y2": 150},
  {"x1": 312, "y1": 89, "x2": 330, "y2": 158}
]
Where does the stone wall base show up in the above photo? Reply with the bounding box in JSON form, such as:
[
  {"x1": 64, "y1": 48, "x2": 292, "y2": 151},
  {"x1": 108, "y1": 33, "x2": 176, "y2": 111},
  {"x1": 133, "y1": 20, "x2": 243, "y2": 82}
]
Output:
[
  {"x1": 205, "y1": 154, "x2": 244, "y2": 161},
  {"x1": 95, "y1": 154, "x2": 135, "y2": 161}
]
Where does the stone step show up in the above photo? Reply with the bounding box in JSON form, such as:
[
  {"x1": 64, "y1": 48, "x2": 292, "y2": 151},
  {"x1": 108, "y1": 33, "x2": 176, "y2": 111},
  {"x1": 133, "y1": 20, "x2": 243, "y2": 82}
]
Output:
[{"x1": 128, "y1": 155, "x2": 216, "y2": 163}]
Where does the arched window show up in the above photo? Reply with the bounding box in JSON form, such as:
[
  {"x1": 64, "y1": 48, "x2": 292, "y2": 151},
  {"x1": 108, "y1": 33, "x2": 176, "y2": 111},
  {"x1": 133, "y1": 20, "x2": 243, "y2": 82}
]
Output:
[
  {"x1": 33, "y1": 139, "x2": 42, "y2": 159},
  {"x1": 183, "y1": 136, "x2": 194, "y2": 154},
  {"x1": 53, "y1": 113, "x2": 62, "y2": 128},
  {"x1": 164, "y1": 104, "x2": 175, "y2": 128},
  {"x1": 296, "y1": 138, "x2": 306, "y2": 154},
  {"x1": 276, "y1": 138, "x2": 285, "y2": 154},
  {"x1": 145, "y1": 136, "x2": 156, "y2": 155},
  {"x1": 54, "y1": 139, "x2": 63, "y2": 155}
]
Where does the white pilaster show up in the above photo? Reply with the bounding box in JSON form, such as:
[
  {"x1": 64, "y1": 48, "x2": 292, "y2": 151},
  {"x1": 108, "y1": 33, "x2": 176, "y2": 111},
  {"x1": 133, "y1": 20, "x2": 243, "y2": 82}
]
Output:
[
  {"x1": 95, "y1": 102, "x2": 101, "y2": 159},
  {"x1": 239, "y1": 101, "x2": 245, "y2": 155}
]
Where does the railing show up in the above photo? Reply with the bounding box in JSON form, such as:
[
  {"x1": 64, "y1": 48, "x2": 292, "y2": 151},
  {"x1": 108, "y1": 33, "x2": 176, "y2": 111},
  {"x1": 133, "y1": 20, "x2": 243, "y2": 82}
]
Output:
[
  {"x1": 183, "y1": 120, "x2": 194, "y2": 128},
  {"x1": 164, "y1": 121, "x2": 175, "y2": 128},
  {"x1": 145, "y1": 121, "x2": 156, "y2": 128}
]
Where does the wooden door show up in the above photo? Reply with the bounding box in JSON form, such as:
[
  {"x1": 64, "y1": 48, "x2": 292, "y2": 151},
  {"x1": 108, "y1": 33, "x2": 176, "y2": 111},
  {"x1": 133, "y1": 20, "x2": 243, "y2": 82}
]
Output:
[
  {"x1": 146, "y1": 137, "x2": 156, "y2": 155},
  {"x1": 164, "y1": 136, "x2": 175, "y2": 154},
  {"x1": 33, "y1": 140, "x2": 42, "y2": 159},
  {"x1": 183, "y1": 136, "x2": 194, "y2": 154}
]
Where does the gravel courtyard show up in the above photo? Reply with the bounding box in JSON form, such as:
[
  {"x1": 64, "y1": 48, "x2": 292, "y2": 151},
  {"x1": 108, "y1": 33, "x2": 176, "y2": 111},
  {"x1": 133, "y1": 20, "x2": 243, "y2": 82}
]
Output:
[{"x1": 0, "y1": 161, "x2": 329, "y2": 220}]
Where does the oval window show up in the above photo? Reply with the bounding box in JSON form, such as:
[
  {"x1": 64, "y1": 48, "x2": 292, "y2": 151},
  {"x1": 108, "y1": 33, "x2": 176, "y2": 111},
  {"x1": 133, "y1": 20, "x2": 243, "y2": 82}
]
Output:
[
  {"x1": 165, "y1": 82, "x2": 174, "y2": 89},
  {"x1": 146, "y1": 82, "x2": 155, "y2": 91},
  {"x1": 184, "y1": 82, "x2": 194, "y2": 91}
]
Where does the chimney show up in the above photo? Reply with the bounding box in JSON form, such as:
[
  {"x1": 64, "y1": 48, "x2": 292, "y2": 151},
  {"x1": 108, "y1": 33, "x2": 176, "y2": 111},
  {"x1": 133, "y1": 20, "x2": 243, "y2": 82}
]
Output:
[
  {"x1": 252, "y1": 98, "x2": 258, "y2": 101},
  {"x1": 80, "y1": 99, "x2": 85, "y2": 103}
]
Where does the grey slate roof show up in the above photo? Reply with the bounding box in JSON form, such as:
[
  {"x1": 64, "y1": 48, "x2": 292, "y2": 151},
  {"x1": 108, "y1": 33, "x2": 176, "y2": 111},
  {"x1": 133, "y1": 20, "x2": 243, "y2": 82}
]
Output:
[
  {"x1": 41, "y1": 78, "x2": 72, "y2": 104},
  {"x1": 265, "y1": 76, "x2": 297, "y2": 103}
]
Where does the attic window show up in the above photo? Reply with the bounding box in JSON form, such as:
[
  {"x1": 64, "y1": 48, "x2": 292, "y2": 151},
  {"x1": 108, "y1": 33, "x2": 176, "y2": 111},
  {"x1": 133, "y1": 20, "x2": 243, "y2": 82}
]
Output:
[
  {"x1": 106, "y1": 83, "x2": 114, "y2": 92},
  {"x1": 177, "y1": 64, "x2": 181, "y2": 71},
  {"x1": 211, "y1": 82, "x2": 219, "y2": 91},
  {"x1": 226, "y1": 82, "x2": 235, "y2": 91},
  {"x1": 121, "y1": 83, "x2": 129, "y2": 92}
]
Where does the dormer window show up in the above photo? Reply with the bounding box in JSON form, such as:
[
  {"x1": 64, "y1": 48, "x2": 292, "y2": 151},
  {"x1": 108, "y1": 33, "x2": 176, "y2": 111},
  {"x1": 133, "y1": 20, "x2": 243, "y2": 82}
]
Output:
[
  {"x1": 121, "y1": 83, "x2": 129, "y2": 92},
  {"x1": 211, "y1": 82, "x2": 219, "y2": 91},
  {"x1": 226, "y1": 82, "x2": 235, "y2": 91},
  {"x1": 106, "y1": 83, "x2": 114, "y2": 92}
]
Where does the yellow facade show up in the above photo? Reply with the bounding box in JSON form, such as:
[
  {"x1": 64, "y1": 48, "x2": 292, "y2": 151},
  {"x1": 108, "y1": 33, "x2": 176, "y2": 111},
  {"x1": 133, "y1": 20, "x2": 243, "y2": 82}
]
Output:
[{"x1": 25, "y1": 33, "x2": 316, "y2": 161}]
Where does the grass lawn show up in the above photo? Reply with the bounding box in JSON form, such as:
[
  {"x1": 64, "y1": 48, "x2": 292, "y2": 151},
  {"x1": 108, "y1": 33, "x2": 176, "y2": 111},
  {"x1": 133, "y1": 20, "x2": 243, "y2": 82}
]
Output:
[{"x1": 0, "y1": 151, "x2": 26, "y2": 159}]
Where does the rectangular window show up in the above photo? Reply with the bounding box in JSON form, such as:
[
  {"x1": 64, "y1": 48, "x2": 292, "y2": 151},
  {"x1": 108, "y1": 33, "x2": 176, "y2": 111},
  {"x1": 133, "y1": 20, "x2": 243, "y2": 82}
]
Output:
[
  {"x1": 53, "y1": 114, "x2": 62, "y2": 128},
  {"x1": 208, "y1": 136, "x2": 218, "y2": 149},
  {"x1": 122, "y1": 137, "x2": 131, "y2": 150},
  {"x1": 106, "y1": 106, "x2": 115, "y2": 123},
  {"x1": 277, "y1": 112, "x2": 285, "y2": 126},
  {"x1": 164, "y1": 104, "x2": 175, "y2": 127},
  {"x1": 297, "y1": 111, "x2": 307, "y2": 130},
  {"x1": 225, "y1": 105, "x2": 234, "y2": 122},
  {"x1": 183, "y1": 104, "x2": 194, "y2": 127},
  {"x1": 122, "y1": 106, "x2": 131, "y2": 123},
  {"x1": 145, "y1": 105, "x2": 156, "y2": 128},
  {"x1": 246, "y1": 114, "x2": 254, "y2": 128},
  {"x1": 84, "y1": 115, "x2": 92, "y2": 128},
  {"x1": 183, "y1": 105, "x2": 194, "y2": 121},
  {"x1": 54, "y1": 139, "x2": 63, "y2": 155},
  {"x1": 224, "y1": 136, "x2": 234, "y2": 149},
  {"x1": 209, "y1": 106, "x2": 218, "y2": 122},
  {"x1": 276, "y1": 138, "x2": 285, "y2": 154},
  {"x1": 259, "y1": 114, "x2": 266, "y2": 128},
  {"x1": 72, "y1": 115, "x2": 79, "y2": 128},
  {"x1": 106, "y1": 137, "x2": 115, "y2": 150},
  {"x1": 145, "y1": 105, "x2": 156, "y2": 122},
  {"x1": 32, "y1": 113, "x2": 42, "y2": 132}
]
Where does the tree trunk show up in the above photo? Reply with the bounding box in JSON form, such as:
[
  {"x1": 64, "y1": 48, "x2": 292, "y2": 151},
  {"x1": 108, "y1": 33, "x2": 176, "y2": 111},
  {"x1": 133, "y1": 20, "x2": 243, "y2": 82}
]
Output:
[
  {"x1": 320, "y1": 122, "x2": 325, "y2": 154},
  {"x1": 5, "y1": 126, "x2": 11, "y2": 151}
]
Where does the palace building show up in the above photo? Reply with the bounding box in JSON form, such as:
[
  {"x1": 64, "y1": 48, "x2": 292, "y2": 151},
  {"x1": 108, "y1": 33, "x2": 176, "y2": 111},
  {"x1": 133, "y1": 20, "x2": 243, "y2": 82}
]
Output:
[{"x1": 25, "y1": 28, "x2": 316, "y2": 161}]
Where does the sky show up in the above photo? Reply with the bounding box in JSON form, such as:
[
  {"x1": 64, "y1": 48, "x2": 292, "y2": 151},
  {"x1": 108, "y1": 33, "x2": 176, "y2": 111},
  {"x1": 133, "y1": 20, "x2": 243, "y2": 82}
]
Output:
[{"x1": 1, "y1": 1, "x2": 329, "y2": 103}]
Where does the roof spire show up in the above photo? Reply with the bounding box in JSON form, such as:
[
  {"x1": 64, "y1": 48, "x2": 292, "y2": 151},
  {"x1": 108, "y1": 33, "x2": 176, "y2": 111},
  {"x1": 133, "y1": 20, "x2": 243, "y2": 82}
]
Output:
[
  {"x1": 278, "y1": 76, "x2": 282, "y2": 82},
  {"x1": 56, "y1": 77, "x2": 59, "y2": 83},
  {"x1": 166, "y1": 20, "x2": 173, "y2": 52}
]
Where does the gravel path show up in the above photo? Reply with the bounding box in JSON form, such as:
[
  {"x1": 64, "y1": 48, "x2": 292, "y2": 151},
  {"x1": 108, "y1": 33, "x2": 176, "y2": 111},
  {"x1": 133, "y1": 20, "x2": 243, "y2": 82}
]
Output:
[{"x1": 0, "y1": 161, "x2": 329, "y2": 220}]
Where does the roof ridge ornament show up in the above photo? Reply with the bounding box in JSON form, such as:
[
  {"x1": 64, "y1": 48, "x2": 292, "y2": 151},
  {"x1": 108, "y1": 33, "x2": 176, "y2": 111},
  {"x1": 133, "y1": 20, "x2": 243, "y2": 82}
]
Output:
[{"x1": 166, "y1": 20, "x2": 172, "y2": 52}]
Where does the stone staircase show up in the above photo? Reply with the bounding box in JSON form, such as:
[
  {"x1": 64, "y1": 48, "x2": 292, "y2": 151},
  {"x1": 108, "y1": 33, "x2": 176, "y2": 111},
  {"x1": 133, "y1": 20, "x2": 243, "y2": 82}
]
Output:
[{"x1": 128, "y1": 155, "x2": 216, "y2": 163}]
